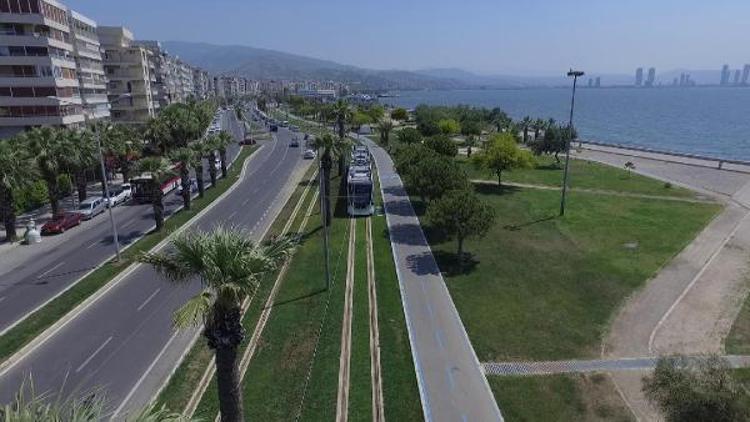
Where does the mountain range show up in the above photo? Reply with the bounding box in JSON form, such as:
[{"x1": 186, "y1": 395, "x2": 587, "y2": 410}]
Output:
[{"x1": 162, "y1": 41, "x2": 726, "y2": 90}]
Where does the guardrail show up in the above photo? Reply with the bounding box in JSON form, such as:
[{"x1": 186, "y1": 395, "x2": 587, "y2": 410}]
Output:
[{"x1": 578, "y1": 140, "x2": 750, "y2": 173}]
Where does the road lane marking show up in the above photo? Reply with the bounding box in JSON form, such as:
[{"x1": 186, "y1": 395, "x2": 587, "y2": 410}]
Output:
[
  {"x1": 242, "y1": 198, "x2": 250, "y2": 206},
  {"x1": 36, "y1": 261, "x2": 65, "y2": 279},
  {"x1": 136, "y1": 288, "x2": 161, "y2": 312},
  {"x1": 434, "y1": 329, "x2": 445, "y2": 350},
  {"x1": 425, "y1": 302, "x2": 435, "y2": 319},
  {"x1": 446, "y1": 367, "x2": 455, "y2": 390},
  {"x1": 0, "y1": 297, "x2": 5, "y2": 304},
  {"x1": 121, "y1": 219, "x2": 135, "y2": 229},
  {"x1": 76, "y1": 336, "x2": 113, "y2": 373},
  {"x1": 86, "y1": 240, "x2": 100, "y2": 249},
  {"x1": 227, "y1": 211, "x2": 237, "y2": 220}
]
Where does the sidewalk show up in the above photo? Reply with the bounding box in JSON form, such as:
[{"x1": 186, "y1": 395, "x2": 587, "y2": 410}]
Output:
[{"x1": 359, "y1": 135, "x2": 503, "y2": 422}]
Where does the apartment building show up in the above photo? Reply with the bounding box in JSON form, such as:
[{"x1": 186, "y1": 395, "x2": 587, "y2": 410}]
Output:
[
  {"x1": 0, "y1": 0, "x2": 85, "y2": 137},
  {"x1": 192, "y1": 67, "x2": 211, "y2": 100},
  {"x1": 134, "y1": 40, "x2": 177, "y2": 108},
  {"x1": 98, "y1": 25, "x2": 157, "y2": 124},
  {"x1": 69, "y1": 10, "x2": 108, "y2": 122}
]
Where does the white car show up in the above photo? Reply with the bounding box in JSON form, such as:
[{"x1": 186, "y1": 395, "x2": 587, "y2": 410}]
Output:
[
  {"x1": 78, "y1": 196, "x2": 106, "y2": 220},
  {"x1": 303, "y1": 149, "x2": 316, "y2": 159},
  {"x1": 105, "y1": 184, "x2": 132, "y2": 207}
]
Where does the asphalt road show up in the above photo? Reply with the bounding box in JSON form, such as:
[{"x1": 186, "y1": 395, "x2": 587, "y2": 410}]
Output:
[
  {"x1": 0, "y1": 111, "x2": 243, "y2": 335},
  {"x1": 359, "y1": 135, "x2": 504, "y2": 422},
  {"x1": 0, "y1": 121, "x2": 307, "y2": 416}
]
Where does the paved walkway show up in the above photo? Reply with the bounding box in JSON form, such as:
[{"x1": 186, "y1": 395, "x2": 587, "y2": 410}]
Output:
[
  {"x1": 483, "y1": 355, "x2": 750, "y2": 376},
  {"x1": 359, "y1": 135, "x2": 503, "y2": 422}
]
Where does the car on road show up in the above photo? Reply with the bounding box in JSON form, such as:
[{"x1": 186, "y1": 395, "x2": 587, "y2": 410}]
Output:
[
  {"x1": 290, "y1": 125, "x2": 299, "y2": 132},
  {"x1": 303, "y1": 149, "x2": 316, "y2": 159},
  {"x1": 290, "y1": 138, "x2": 300, "y2": 147},
  {"x1": 105, "y1": 185, "x2": 132, "y2": 207},
  {"x1": 270, "y1": 125, "x2": 278, "y2": 132},
  {"x1": 176, "y1": 178, "x2": 198, "y2": 195},
  {"x1": 281, "y1": 121, "x2": 289, "y2": 127},
  {"x1": 77, "y1": 197, "x2": 105, "y2": 220},
  {"x1": 41, "y1": 212, "x2": 82, "y2": 235},
  {"x1": 240, "y1": 137, "x2": 256, "y2": 146}
]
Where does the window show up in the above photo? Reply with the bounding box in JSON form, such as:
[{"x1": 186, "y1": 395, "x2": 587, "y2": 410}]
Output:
[{"x1": 0, "y1": 87, "x2": 11, "y2": 96}]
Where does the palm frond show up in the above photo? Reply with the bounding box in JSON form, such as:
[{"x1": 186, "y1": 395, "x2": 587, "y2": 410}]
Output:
[
  {"x1": 136, "y1": 251, "x2": 193, "y2": 284},
  {"x1": 173, "y1": 291, "x2": 214, "y2": 329}
]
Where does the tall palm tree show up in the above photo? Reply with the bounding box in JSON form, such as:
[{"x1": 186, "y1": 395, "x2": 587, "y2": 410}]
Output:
[
  {"x1": 376, "y1": 119, "x2": 394, "y2": 151},
  {"x1": 214, "y1": 131, "x2": 234, "y2": 179},
  {"x1": 65, "y1": 129, "x2": 98, "y2": 203},
  {"x1": 169, "y1": 148, "x2": 195, "y2": 211},
  {"x1": 520, "y1": 116, "x2": 532, "y2": 144},
  {"x1": 162, "y1": 103, "x2": 201, "y2": 151},
  {"x1": 102, "y1": 124, "x2": 142, "y2": 183},
  {"x1": 143, "y1": 115, "x2": 172, "y2": 156},
  {"x1": 25, "y1": 127, "x2": 67, "y2": 215},
  {"x1": 533, "y1": 118, "x2": 546, "y2": 141},
  {"x1": 134, "y1": 157, "x2": 174, "y2": 231},
  {"x1": 0, "y1": 137, "x2": 36, "y2": 242},
  {"x1": 138, "y1": 226, "x2": 294, "y2": 422},
  {"x1": 312, "y1": 134, "x2": 349, "y2": 226},
  {"x1": 190, "y1": 140, "x2": 210, "y2": 198},
  {"x1": 333, "y1": 99, "x2": 351, "y2": 140}
]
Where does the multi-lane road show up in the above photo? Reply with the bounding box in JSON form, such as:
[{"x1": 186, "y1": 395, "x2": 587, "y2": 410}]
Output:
[
  {"x1": 0, "y1": 111, "x2": 243, "y2": 336},
  {"x1": 0, "y1": 117, "x2": 308, "y2": 418}
]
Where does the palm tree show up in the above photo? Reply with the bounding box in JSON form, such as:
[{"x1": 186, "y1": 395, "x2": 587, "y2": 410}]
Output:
[
  {"x1": 533, "y1": 118, "x2": 546, "y2": 141},
  {"x1": 169, "y1": 148, "x2": 195, "y2": 211},
  {"x1": 65, "y1": 129, "x2": 98, "y2": 203},
  {"x1": 0, "y1": 137, "x2": 36, "y2": 242},
  {"x1": 333, "y1": 99, "x2": 351, "y2": 140},
  {"x1": 520, "y1": 116, "x2": 532, "y2": 144},
  {"x1": 312, "y1": 134, "x2": 350, "y2": 226},
  {"x1": 134, "y1": 157, "x2": 174, "y2": 231},
  {"x1": 103, "y1": 124, "x2": 142, "y2": 183},
  {"x1": 376, "y1": 119, "x2": 394, "y2": 151},
  {"x1": 162, "y1": 103, "x2": 201, "y2": 151},
  {"x1": 25, "y1": 127, "x2": 67, "y2": 215},
  {"x1": 214, "y1": 131, "x2": 234, "y2": 179},
  {"x1": 138, "y1": 226, "x2": 294, "y2": 422},
  {"x1": 143, "y1": 116, "x2": 172, "y2": 156},
  {"x1": 191, "y1": 140, "x2": 210, "y2": 198}
]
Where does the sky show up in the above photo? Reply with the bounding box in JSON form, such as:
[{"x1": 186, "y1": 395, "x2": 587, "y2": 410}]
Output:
[{"x1": 65, "y1": 0, "x2": 750, "y2": 76}]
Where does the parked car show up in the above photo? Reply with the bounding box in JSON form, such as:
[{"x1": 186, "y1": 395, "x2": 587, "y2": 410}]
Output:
[
  {"x1": 270, "y1": 125, "x2": 278, "y2": 132},
  {"x1": 290, "y1": 138, "x2": 300, "y2": 147},
  {"x1": 41, "y1": 212, "x2": 82, "y2": 235},
  {"x1": 77, "y1": 197, "x2": 105, "y2": 220},
  {"x1": 105, "y1": 185, "x2": 132, "y2": 207},
  {"x1": 176, "y1": 178, "x2": 198, "y2": 195},
  {"x1": 303, "y1": 149, "x2": 317, "y2": 159},
  {"x1": 240, "y1": 137, "x2": 256, "y2": 146}
]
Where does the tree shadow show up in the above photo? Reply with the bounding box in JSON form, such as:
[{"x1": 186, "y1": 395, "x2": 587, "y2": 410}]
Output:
[
  {"x1": 432, "y1": 250, "x2": 479, "y2": 276},
  {"x1": 503, "y1": 215, "x2": 556, "y2": 231},
  {"x1": 271, "y1": 287, "x2": 326, "y2": 308},
  {"x1": 405, "y1": 251, "x2": 441, "y2": 276},
  {"x1": 474, "y1": 183, "x2": 521, "y2": 196},
  {"x1": 535, "y1": 163, "x2": 563, "y2": 171},
  {"x1": 384, "y1": 199, "x2": 417, "y2": 217},
  {"x1": 388, "y1": 223, "x2": 429, "y2": 247},
  {"x1": 382, "y1": 185, "x2": 408, "y2": 199}
]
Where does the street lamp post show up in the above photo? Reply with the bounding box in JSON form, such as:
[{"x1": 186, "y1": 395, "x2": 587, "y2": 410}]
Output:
[{"x1": 560, "y1": 69, "x2": 584, "y2": 217}]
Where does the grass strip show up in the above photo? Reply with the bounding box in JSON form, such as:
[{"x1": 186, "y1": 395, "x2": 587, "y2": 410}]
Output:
[
  {"x1": 0, "y1": 146, "x2": 259, "y2": 365},
  {"x1": 155, "y1": 163, "x2": 318, "y2": 412}
]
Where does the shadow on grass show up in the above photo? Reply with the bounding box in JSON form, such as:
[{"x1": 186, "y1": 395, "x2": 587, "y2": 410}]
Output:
[
  {"x1": 433, "y1": 250, "x2": 479, "y2": 276},
  {"x1": 271, "y1": 287, "x2": 327, "y2": 308},
  {"x1": 474, "y1": 183, "x2": 521, "y2": 196},
  {"x1": 535, "y1": 163, "x2": 563, "y2": 171},
  {"x1": 503, "y1": 215, "x2": 556, "y2": 231}
]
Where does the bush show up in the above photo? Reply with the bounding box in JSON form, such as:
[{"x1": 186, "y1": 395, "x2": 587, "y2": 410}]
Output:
[
  {"x1": 13, "y1": 180, "x2": 48, "y2": 214},
  {"x1": 396, "y1": 127, "x2": 423, "y2": 145},
  {"x1": 424, "y1": 135, "x2": 458, "y2": 157}
]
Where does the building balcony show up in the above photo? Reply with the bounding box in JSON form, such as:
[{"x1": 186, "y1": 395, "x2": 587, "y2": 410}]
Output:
[
  {"x1": 0, "y1": 76, "x2": 79, "y2": 88},
  {"x1": 0, "y1": 113, "x2": 85, "y2": 127}
]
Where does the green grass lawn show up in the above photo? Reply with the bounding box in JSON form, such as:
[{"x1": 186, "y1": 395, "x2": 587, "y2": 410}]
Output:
[
  {"x1": 490, "y1": 374, "x2": 633, "y2": 422},
  {"x1": 416, "y1": 185, "x2": 720, "y2": 362},
  {"x1": 457, "y1": 155, "x2": 696, "y2": 198},
  {"x1": 349, "y1": 219, "x2": 373, "y2": 422}
]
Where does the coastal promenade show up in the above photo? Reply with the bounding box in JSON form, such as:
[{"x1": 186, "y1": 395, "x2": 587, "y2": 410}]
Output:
[{"x1": 574, "y1": 143, "x2": 750, "y2": 421}]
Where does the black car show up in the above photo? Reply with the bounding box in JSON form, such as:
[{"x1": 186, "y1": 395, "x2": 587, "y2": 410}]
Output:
[{"x1": 270, "y1": 125, "x2": 278, "y2": 132}]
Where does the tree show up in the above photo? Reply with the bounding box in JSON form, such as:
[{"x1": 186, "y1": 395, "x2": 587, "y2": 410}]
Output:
[
  {"x1": 393, "y1": 144, "x2": 433, "y2": 181},
  {"x1": 351, "y1": 111, "x2": 372, "y2": 132},
  {"x1": 520, "y1": 116, "x2": 532, "y2": 144},
  {"x1": 64, "y1": 129, "x2": 98, "y2": 203},
  {"x1": 396, "y1": 127, "x2": 423, "y2": 145},
  {"x1": 102, "y1": 124, "x2": 142, "y2": 183},
  {"x1": 365, "y1": 104, "x2": 385, "y2": 122},
  {"x1": 624, "y1": 161, "x2": 636, "y2": 177},
  {"x1": 170, "y1": 148, "x2": 195, "y2": 210},
  {"x1": 312, "y1": 134, "x2": 349, "y2": 226},
  {"x1": 473, "y1": 133, "x2": 533, "y2": 185},
  {"x1": 333, "y1": 99, "x2": 351, "y2": 140},
  {"x1": 376, "y1": 119, "x2": 394, "y2": 150},
  {"x1": 390, "y1": 107, "x2": 409, "y2": 121},
  {"x1": 143, "y1": 115, "x2": 172, "y2": 156},
  {"x1": 25, "y1": 127, "x2": 67, "y2": 215},
  {"x1": 161, "y1": 103, "x2": 202, "y2": 151},
  {"x1": 191, "y1": 140, "x2": 211, "y2": 198},
  {"x1": 438, "y1": 118, "x2": 461, "y2": 135},
  {"x1": 204, "y1": 135, "x2": 219, "y2": 188},
  {"x1": 424, "y1": 135, "x2": 458, "y2": 157},
  {"x1": 0, "y1": 138, "x2": 36, "y2": 242},
  {"x1": 213, "y1": 131, "x2": 234, "y2": 179},
  {"x1": 427, "y1": 188, "x2": 495, "y2": 270},
  {"x1": 461, "y1": 120, "x2": 482, "y2": 157},
  {"x1": 406, "y1": 154, "x2": 469, "y2": 203},
  {"x1": 530, "y1": 124, "x2": 566, "y2": 164},
  {"x1": 135, "y1": 157, "x2": 174, "y2": 231},
  {"x1": 417, "y1": 120, "x2": 441, "y2": 137},
  {"x1": 643, "y1": 355, "x2": 750, "y2": 422},
  {"x1": 138, "y1": 227, "x2": 293, "y2": 422}
]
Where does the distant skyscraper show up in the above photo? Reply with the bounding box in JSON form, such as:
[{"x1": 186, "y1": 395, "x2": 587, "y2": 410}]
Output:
[
  {"x1": 595, "y1": 77, "x2": 601, "y2": 88},
  {"x1": 720, "y1": 64, "x2": 731, "y2": 86},
  {"x1": 635, "y1": 67, "x2": 644, "y2": 86},
  {"x1": 734, "y1": 69, "x2": 742, "y2": 85},
  {"x1": 587, "y1": 78, "x2": 593, "y2": 88},
  {"x1": 645, "y1": 67, "x2": 656, "y2": 87},
  {"x1": 742, "y1": 65, "x2": 750, "y2": 86},
  {"x1": 679, "y1": 73, "x2": 686, "y2": 86},
  {"x1": 673, "y1": 77, "x2": 678, "y2": 86}
]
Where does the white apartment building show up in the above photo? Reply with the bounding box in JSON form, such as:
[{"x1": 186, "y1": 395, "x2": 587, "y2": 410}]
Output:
[
  {"x1": 0, "y1": 0, "x2": 85, "y2": 137},
  {"x1": 98, "y1": 26, "x2": 157, "y2": 124},
  {"x1": 69, "y1": 10, "x2": 108, "y2": 122}
]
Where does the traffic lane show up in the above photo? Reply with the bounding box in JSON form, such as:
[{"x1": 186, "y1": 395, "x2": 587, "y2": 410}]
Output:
[
  {"x1": 0, "y1": 132, "x2": 300, "y2": 408},
  {"x1": 0, "y1": 117, "x2": 243, "y2": 333}
]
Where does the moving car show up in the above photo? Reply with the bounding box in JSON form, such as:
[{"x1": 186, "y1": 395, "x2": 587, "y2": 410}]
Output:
[
  {"x1": 41, "y1": 212, "x2": 82, "y2": 235},
  {"x1": 77, "y1": 197, "x2": 105, "y2": 220},
  {"x1": 240, "y1": 137, "x2": 256, "y2": 146},
  {"x1": 303, "y1": 149, "x2": 316, "y2": 159},
  {"x1": 270, "y1": 125, "x2": 278, "y2": 132},
  {"x1": 105, "y1": 184, "x2": 132, "y2": 207},
  {"x1": 176, "y1": 178, "x2": 198, "y2": 195},
  {"x1": 290, "y1": 138, "x2": 300, "y2": 147}
]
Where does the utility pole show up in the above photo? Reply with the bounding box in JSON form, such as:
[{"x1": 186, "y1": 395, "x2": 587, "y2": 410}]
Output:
[
  {"x1": 319, "y1": 155, "x2": 331, "y2": 290},
  {"x1": 96, "y1": 125, "x2": 121, "y2": 261},
  {"x1": 560, "y1": 69, "x2": 584, "y2": 217}
]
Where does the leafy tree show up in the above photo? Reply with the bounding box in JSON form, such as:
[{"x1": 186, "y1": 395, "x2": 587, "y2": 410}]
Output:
[
  {"x1": 643, "y1": 355, "x2": 750, "y2": 422},
  {"x1": 438, "y1": 118, "x2": 461, "y2": 135},
  {"x1": 0, "y1": 138, "x2": 36, "y2": 242},
  {"x1": 529, "y1": 123, "x2": 569, "y2": 164},
  {"x1": 461, "y1": 120, "x2": 482, "y2": 157},
  {"x1": 64, "y1": 129, "x2": 98, "y2": 203},
  {"x1": 143, "y1": 116, "x2": 172, "y2": 156},
  {"x1": 138, "y1": 226, "x2": 294, "y2": 422},
  {"x1": 169, "y1": 148, "x2": 196, "y2": 210},
  {"x1": 25, "y1": 127, "x2": 67, "y2": 215},
  {"x1": 376, "y1": 119, "x2": 394, "y2": 150},
  {"x1": 390, "y1": 107, "x2": 409, "y2": 121},
  {"x1": 520, "y1": 116, "x2": 532, "y2": 144},
  {"x1": 427, "y1": 188, "x2": 495, "y2": 270},
  {"x1": 351, "y1": 111, "x2": 372, "y2": 131},
  {"x1": 424, "y1": 135, "x2": 458, "y2": 157},
  {"x1": 102, "y1": 124, "x2": 142, "y2": 183},
  {"x1": 134, "y1": 157, "x2": 174, "y2": 231},
  {"x1": 417, "y1": 120, "x2": 441, "y2": 137},
  {"x1": 366, "y1": 104, "x2": 385, "y2": 122},
  {"x1": 190, "y1": 140, "x2": 211, "y2": 198},
  {"x1": 393, "y1": 144, "x2": 433, "y2": 181},
  {"x1": 472, "y1": 133, "x2": 533, "y2": 185},
  {"x1": 406, "y1": 154, "x2": 469, "y2": 203},
  {"x1": 396, "y1": 127, "x2": 423, "y2": 145}
]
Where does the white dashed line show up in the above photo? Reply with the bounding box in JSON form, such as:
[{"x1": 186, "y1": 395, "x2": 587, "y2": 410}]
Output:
[
  {"x1": 445, "y1": 367, "x2": 455, "y2": 390},
  {"x1": 136, "y1": 288, "x2": 161, "y2": 312},
  {"x1": 0, "y1": 297, "x2": 5, "y2": 304},
  {"x1": 227, "y1": 211, "x2": 238, "y2": 220},
  {"x1": 37, "y1": 261, "x2": 65, "y2": 279},
  {"x1": 86, "y1": 240, "x2": 100, "y2": 249},
  {"x1": 434, "y1": 329, "x2": 445, "y2": 350},
  {"x1": 76, "y1": 336, "x2": 113, "y2": 373}
]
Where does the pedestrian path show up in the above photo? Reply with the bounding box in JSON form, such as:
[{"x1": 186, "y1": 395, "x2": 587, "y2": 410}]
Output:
[
  {"x1": 359, "y1": 135, "x2": 503, "y2": 422},
  {"x1": 483, "y1": 355, "x2": 750, "y2": 376}
]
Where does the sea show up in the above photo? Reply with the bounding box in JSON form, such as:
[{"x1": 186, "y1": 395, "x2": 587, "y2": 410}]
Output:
[{"x1": 379, "y1": 87, "x2": 750, "y2": 161}]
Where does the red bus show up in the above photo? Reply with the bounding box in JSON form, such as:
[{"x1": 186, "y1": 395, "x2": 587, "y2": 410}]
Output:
[{"x1": 130, "y1": 164, "x2": 181, "y2": 204}]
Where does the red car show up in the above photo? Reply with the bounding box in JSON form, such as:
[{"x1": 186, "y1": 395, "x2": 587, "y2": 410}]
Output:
[
  {"x1": 239, "y1": 137, "x2": 256, "y2": 146},
  {"x1": 41, "y1": 212, "x2": 82, "y2": 235}
]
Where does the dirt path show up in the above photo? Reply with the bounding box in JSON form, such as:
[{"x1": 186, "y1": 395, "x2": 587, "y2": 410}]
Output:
[
  {"x1": 366, "y1": 217, "x2": 385, "y2": 422},
  {"x1": 336, "y1": 219, "x2": 357, "y2": 422}
]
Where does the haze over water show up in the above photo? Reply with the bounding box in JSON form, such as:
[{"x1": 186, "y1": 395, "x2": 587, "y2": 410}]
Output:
[{"x1": 383, "y1": 87, "x2": 750, "y2": 161}]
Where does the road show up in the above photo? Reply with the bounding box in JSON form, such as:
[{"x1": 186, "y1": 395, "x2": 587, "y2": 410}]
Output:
[
  {"x1": 0, "y1": 112, "x2": 243, "y2": 335},
  {"x1": 0, "y1": 123, "x2": 308, "y2": 418},
  {"x1": 359, "y1": 135, "x2": 503, "y2": 422}
]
